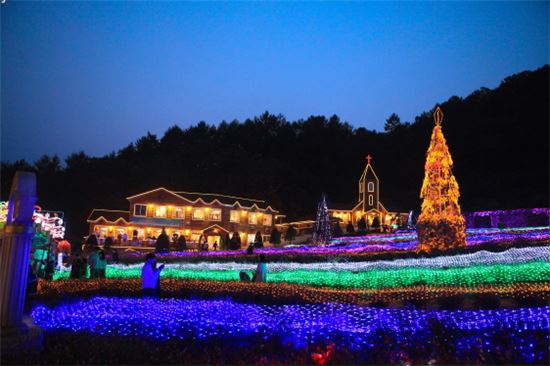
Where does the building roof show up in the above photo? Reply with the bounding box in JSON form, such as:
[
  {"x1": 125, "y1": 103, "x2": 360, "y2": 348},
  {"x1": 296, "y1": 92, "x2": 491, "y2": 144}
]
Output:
[
  {"x1": 173, "y1": 191, "x2": 270, "y2": 209},
  {"x1": 87, "y1": 209, "x2": 130, "y2": 224},
  {"x1": 126, "y1": 187, "x2": 278, "y2": 211},
  {"x1": 328, "y1": 203, "x2": 355, "y2": 211}
]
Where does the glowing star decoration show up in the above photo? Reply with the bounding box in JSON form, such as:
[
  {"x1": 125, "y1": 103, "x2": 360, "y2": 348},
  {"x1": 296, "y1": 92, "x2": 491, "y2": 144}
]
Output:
[
  {"x1": 417, "y1": 107, "x2": 466, "y2": 252},
  {"x1": 33, "y1": 206, "x2": 66, "y2": 239}
]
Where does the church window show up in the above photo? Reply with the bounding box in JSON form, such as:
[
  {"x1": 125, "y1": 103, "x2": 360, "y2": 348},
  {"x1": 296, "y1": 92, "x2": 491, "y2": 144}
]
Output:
[
  {"x1": 368, "y1": 182, "x2": 375, "y2": 192},
  {"x1": 368, "y1": 195, "x2": 374, "y2": 206}
]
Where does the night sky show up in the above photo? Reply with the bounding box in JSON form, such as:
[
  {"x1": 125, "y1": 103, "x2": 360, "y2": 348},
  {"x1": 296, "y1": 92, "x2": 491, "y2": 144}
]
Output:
[{"x1": 1, "y1": 1, "x2": 548, "y2": 163}]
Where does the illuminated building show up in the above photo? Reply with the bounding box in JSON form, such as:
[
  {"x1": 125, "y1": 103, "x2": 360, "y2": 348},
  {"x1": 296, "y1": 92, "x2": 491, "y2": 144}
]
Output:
[
  {"x1": 86, "y1": 187, "x2": 281, "y2": 247},
  {"x1": 327, "y1": 155, "x2": 407, "y2": 230}
]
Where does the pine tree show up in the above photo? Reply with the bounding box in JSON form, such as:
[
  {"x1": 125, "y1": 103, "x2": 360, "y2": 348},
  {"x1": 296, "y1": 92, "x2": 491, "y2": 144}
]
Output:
[
  {"x1": 333, "y1": 221, "x2": 343, "y2": 237},
  {"x1": 357, "y1": 217, "x2": 367, "y2": 233},
  {"x1": 155, "y1": 227, "x2": 170, "y2": 253},
  {"x1": 254, "y1": 231, "x2": 263, "y2": 248},
  {"x1": 312, "y1": 194, "x2": 332, "y2": 245},
  {"x1": 417, "y1": 107, "x2": 466, "y2": 252},
  {"x1": 346, "y1": 222, "x2": 355, "y2": 234},
  {"x1": 269, "y1": 227, "x2": 281, "y2": 244}
]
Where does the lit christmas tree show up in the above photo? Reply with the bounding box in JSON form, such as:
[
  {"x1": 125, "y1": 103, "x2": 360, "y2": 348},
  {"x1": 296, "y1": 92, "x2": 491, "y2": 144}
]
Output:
[
  {"x1": 312, "y1": 194, "x2": 332, "y2": 245},
  {"x1": 417, "y1": 107, "x2": 466, "y2": 252}
]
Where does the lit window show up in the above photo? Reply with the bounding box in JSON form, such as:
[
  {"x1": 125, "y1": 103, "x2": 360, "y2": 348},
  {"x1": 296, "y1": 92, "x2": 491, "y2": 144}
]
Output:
[
  {"x1": 248, "y1": 212, "x2": 258, "y2": 225},
  {"x1": 262, "y1": 214, "x2": 272, "y2": 226},
  {"x1": 368, "y1": 195, "x2": 374, "y2": 206},
  {"x1": 173, "y1": 207, "x2": 184, "y2": 219},
  {"x1": 192, "y1": 208, "x2": 205, "y2": 220},
  {"x1": 134, "y1": 204, "x2": 147, "y2": 217},
  {"x1": 359, "y1": 183, "x2": 363, "y2": 193},
  {"x1": 209, "y1": 209, "x2": 222, "y2": 221},
  {"x1": 155, "y1": 206, "x2": 167, "y2": 218},
  {"x1": 230, "y1": 210, "x2": 240, "y2": 223},
  {"x1": 368, "y1": 182, "x2": 375, "y2": 192}
]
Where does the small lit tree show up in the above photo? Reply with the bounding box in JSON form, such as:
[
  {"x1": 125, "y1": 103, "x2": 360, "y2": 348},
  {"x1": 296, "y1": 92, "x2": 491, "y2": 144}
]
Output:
[
  {"x1": 417, "y1": 107, "x2": 466, "y2": 252},
  {"x1": 312, "y1": 194, "x2": 332, "y2": 245}
]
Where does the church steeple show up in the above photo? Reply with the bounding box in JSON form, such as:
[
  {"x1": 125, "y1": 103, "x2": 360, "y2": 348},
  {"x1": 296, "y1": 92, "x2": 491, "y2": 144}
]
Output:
[{"x1": 358, "y1": 154, "x2": 379, "y2": 212}]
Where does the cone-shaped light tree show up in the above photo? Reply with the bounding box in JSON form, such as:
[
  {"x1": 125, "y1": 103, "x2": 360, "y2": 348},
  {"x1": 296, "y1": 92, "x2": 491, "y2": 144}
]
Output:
[
  {"x1": 417, "y1": 107, "x2": 466, "y2": 252},
  {"x1": 312, "y1": 194, "x2": 332, "y2": 245}
]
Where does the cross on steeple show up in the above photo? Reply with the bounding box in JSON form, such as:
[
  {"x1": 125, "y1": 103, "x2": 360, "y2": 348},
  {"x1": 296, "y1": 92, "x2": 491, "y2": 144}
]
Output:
[{"x1": 366, "y1": 154, "x2": 373, "y2": 165}]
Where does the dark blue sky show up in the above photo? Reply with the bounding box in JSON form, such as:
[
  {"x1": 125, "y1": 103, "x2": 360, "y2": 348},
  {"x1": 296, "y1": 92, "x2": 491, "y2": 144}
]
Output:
[{"x1": 2, "y1": 1, "x2": 548, "y2": 163}]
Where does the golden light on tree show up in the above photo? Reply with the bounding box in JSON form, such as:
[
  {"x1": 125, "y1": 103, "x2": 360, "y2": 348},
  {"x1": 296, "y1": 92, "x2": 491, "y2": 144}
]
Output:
[{"x1": 417, "y1": 106, "x2": 466, "y2": 252}]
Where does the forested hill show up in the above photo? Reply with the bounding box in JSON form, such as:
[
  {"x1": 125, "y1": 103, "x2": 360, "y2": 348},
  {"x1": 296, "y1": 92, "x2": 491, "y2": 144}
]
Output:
[{"x1": 2, "y1": 65, "x2": 548, "y2": 240}]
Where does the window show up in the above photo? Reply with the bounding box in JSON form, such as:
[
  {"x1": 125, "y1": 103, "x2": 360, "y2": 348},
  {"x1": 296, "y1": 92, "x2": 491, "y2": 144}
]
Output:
[
  {"x1": 262, "y1": 214, "x2": 272, "y2": 226},
  {"x1": 230, "y1": 210, "x2": 240, "y2": 223},
  {"x1": 359, "y1": 182, "x2": 363, "y2": 193},
  {"x1": 154, "y1": 206, "x2": 167, "y2": 218},
  {"x1": 134, "y1": 204, "x2": 147, "y2": 217},
  {"x1": 368, "y1": 182, "x2": 375, "y2": 192},
  {"x1": 173, "y1": 207, "x2": 184, "y2": 219},
  {"x1": 209, "y1": 209, "x2": 222, "y2": 221},
  {"x1": 193, "y1": 208, "x2": 205, "y2": 220},
  {"x1": 368, "y1": 195, "x2": 374, "y2": 206},
  {"x1": 248, "y1": 212, "x2": 258, "y2": 225}
]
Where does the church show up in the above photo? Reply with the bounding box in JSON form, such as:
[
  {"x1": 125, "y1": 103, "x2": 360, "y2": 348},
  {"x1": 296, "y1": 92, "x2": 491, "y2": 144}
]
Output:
[{"x1": 328, "y1": 155, "x2": 406, "y2": 229}]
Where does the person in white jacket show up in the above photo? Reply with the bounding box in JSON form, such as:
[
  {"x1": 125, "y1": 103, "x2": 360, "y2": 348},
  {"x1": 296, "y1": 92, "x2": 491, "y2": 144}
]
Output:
[{"x1": 141, "y1": 253, "x2": 165, "y2": 297}]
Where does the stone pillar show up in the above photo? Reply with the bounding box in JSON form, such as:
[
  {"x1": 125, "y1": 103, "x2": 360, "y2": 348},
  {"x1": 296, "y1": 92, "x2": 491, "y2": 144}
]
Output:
[{"x1": 0, "y1": 171, "x2": 37, "y2": 329}]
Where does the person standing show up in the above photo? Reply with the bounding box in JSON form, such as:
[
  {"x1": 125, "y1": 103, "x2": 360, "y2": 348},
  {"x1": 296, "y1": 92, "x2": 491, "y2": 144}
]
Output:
[
  {"x1": 141, "y1": 253, "x2": 165, "y2": 297},
  {"x1": 88, "y1": 247, "x2": 99, "y2": 279},
  {"x1": 70, "y1": 253, "x2": 82, "y2": 279},
  {"x1": 96, "y1": 250, "x2": 107, "y2": 278},
  {"x1": 252, "y1": 254, "x2": 267, "y2": 282}
]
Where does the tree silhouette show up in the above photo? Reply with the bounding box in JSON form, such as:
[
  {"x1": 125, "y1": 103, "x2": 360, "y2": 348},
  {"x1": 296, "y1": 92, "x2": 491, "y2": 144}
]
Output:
[
  {"x1": 230, "y1": 231, "x2": 241, "y2": 250},
  {"x1": 357, "y1": 217, "x2": 367, "y2": 233},
  {"x1": 254, "y1": 231, "x2": 263, "y2": 248},
  {"x1": 269, "y1": 227, "x2": 281, "y2": 245},
  {"x1": 384, "y1": 113, "x2": 402, "y2": 133},
  {"x1": 285, "y1": 225, "x2": 297, "y2": 244},
  {"x1": 155, "y1": 228, "x2": 170, "y2": 253},
  {"x1": 333, "y1": 221, "x2": 343, "y2": 237},
  {"x1": 0, "y1": 66, "x2": 547, "y2": 245}
]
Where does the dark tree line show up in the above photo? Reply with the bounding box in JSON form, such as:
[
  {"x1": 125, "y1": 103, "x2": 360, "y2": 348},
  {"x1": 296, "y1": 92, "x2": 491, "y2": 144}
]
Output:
[{"x1": 2, "y1": 66, "x2": 548, "y2": 244}]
